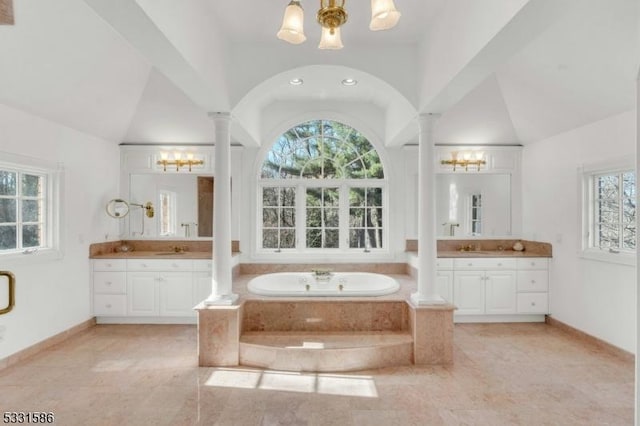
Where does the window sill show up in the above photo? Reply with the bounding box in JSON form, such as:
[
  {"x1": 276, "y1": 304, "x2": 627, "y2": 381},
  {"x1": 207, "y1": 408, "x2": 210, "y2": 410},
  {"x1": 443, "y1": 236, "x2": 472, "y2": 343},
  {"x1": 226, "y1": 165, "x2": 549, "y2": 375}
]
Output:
[
  {"x1": 579, "y1": 249, "x2": 636, "y2": 266},
  {"x1": 0, "y1": 249, "x2": 63, "y2": 266}
]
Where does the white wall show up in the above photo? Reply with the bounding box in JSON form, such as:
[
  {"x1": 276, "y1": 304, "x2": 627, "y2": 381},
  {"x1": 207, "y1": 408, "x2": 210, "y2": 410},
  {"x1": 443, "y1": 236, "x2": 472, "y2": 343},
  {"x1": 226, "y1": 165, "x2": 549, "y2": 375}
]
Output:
[
  {"x1": 522, "y1": 110, "x2": 637, "y2": 353},
  {"x1": 0, "y1": 103, "x2": 120, "y2": 360}
]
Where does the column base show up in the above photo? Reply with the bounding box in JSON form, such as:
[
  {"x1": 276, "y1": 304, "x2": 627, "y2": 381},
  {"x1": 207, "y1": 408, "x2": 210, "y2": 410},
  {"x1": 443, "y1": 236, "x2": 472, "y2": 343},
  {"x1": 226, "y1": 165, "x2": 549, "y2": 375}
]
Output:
[
  {"x1": 204, "y1": 293, "x2": 239, "y2": 306},
  {"x1": 410, "y1": 292, "x2": 447, "y2": 306}
]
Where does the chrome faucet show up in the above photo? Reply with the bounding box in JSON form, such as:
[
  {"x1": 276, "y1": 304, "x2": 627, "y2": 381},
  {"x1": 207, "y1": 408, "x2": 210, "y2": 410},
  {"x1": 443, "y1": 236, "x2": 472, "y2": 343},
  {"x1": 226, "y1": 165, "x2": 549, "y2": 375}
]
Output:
[{"x1": 312, "y1": 268, "x2": 333, "y2": 282}]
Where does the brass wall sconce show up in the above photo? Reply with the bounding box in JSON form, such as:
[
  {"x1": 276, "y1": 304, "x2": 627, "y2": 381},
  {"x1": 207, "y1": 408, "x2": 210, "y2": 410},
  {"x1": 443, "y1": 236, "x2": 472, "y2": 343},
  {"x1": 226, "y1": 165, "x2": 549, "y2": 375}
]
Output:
[
  {"x1": 441, "y1": 151, "x2": 486, "y2": 172},
  {"x1": 157, "y1": 151, "x2": 204, "y2": 172}
]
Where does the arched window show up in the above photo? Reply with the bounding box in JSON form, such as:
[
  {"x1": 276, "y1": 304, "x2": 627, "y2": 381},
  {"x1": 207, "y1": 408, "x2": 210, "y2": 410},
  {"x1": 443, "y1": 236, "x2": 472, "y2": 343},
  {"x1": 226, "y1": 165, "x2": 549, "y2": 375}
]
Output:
[{"x1": 259, "y1": 120, "x2": 386, "y2": 252}]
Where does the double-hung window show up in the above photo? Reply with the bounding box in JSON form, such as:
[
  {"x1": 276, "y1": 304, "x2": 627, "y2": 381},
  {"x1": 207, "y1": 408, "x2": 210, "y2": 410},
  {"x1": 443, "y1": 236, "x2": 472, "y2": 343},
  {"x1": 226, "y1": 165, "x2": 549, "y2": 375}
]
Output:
[
  {"x1": 258, "y1": 120, "x2": 386, "y2": 253},
  {"x1": 0, "y1": 155, "x2": 61, "y2": 259},
  {"x1": 582, "y1": 165, "x2": 636, "y2": 262}
]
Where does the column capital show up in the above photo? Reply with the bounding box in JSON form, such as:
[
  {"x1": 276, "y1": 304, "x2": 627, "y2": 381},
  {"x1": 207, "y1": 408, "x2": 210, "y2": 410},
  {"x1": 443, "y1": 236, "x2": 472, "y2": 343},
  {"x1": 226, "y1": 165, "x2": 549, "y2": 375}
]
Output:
[
  {"x1": 417, "y1": 113, "x2": 441, "y2": 129},
  {"x1": 207, "y1": 112, "x2": 232, "y2": 122}
]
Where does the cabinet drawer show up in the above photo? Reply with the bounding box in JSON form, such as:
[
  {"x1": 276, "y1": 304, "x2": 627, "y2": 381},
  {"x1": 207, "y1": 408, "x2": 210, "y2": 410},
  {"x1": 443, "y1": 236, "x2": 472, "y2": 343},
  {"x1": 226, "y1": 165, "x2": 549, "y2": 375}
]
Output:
[
  {"x1": 127, "y1": 259, "x2": 193, "y2": 271},
  {"x1": 94, "y1": 294, "x2": 127, "y2": 316},
  {"x1": 93, "y1": 272, "x2": 126, "y2": 294},
  {"x1": 453, "y1": 258, "x2": 516, "y2": 270},
  {"x1": 193, "y1": 260, "x2": 213, "y2": 272},
  {"x1": 517, "y1": 270, "x2": 548, "y2": 292},
  {"x1": 517, "y1": 293, "x2": 548, "y2": 314},
  {"x1": 93, "y1": 259, "x2": 126, "y2": 271},
  {"x1": 516, "y1": 258, "x2": 549, "y2": 270}
]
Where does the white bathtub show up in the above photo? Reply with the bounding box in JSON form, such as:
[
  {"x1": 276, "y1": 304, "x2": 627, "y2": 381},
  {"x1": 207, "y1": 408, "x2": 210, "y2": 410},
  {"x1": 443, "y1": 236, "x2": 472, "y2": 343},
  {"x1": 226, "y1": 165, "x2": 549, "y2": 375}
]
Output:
[{"x1": 247, "y1": 272, "x2": 400, "y2": 297}]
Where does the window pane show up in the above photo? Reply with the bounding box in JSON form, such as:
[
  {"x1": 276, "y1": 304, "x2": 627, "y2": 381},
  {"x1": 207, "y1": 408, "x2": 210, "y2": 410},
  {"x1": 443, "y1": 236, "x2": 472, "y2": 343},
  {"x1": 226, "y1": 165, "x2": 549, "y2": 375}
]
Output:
[
  {"x1": 263, "y1": 229, "x2": 279, "y2": 249},
  {"x1": 349, "y1": 188, "x2": 366, "y2": 206},
  {"x1": 598, "y1": 223, "x2": 619, "y2": 248},
  {"x1": 280, "y1": 187, "x2": 296, "y2": 206},
  {"x1": 306, "y1": 188, "x2": 322, "y2": 206},
  {"x1": 0, "y1": 171, "x2": 17, "y2": 196},
  {"x1": 367, "y1": 229, "x2": 382, "y2": 248},
  {"x1": 598, "y1": 175, "x2": 619, "y2": 199},
  {"x1": 22, "y1": 224, "x2": 41, "y2": 248},
  {"x1": 22, "y1": 174, "x2": 42, "y2": 197},
  {"x1": 623, "y1": 172, "x2": 636, "y2": 198},
  {"x1": 263, "y1": 208, "x2": 278, "y2": 227},
  {"x1": 263, "y1": 188, "x2": 278, "y2": 206},
  {"x1": 349, "y1": 229, "x2": 365, "y2": 248},
  {"x1": 623, "y1": 226, "x2": 636, "y2": 250},
  {"x1": 280, "y1": 208, "x2": 296, "y2": 227},
  {"x1": 324, "y1": 188, "x2": 339, "y2": 206},
  {"x1": 366, "y1": 188, "x2": 382, "y2": 206},
  {"x1": 368, "y1": 208, "x2": 383, "y2": 227},
  {"x1": 22, "y1": 199, "x2": 40, "y2": 222},
  {"x1": 306, "y1": 229, "x2": 322, "y2": 248},
  {"x1": 0, "y1": 199, "x2": 17, "y2": 223},
  {"x1": 349, "y1": 208, "x2": 365, "y2": 227},
  {"x1": 280, "y1": 229, "x2": 296, "y2": 248},
  {"x1": 325, "y1": 229, "x2": 339, "y2": 248},
  {"x1": 324, "y1": 208, "x2": 339, "y2": 227},
  {"x1": 306, "y1": 208, "x2": 321, "y2": 227},
  {"x1": 0, "y1": 225, "x2": 16, "y2": 250}
]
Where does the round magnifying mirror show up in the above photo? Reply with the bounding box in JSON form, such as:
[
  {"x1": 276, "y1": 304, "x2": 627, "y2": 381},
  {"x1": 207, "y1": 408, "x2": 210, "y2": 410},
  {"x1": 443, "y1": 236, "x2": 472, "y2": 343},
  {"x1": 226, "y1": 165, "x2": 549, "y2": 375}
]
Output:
[{"x1": 106, "y1": 199, "x2": 130, "y2": 218}]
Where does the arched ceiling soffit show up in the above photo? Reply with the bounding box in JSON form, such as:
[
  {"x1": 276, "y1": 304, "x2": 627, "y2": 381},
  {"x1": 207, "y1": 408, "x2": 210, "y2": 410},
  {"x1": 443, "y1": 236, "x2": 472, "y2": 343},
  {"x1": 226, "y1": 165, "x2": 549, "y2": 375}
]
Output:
[{"x1": 232, "y1": 65, "x2": 417, "y2": 147}]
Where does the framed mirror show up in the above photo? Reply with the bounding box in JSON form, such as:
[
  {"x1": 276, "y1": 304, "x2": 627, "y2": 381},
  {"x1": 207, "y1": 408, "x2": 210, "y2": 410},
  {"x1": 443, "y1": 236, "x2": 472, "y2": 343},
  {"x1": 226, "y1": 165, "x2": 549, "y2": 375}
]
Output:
[
  {"x1": 128, "y1": 174, "x2": 213, "y2": 238},
  {"x1": 436, "y1": 174, "x2": 511, "y2": 237}
]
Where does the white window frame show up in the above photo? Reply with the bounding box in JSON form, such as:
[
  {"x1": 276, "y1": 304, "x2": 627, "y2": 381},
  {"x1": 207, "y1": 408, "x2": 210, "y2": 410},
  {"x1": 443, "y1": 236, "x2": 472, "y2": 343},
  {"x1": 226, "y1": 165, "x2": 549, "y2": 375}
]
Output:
[
  {"x1": 257, "y1": 179, "x2": 388, "y2": 254},
  {"x1": 580, "y1": 161, "x2": 636, "y2": 266},
  {"x1": 0, "y1": 152, "x2": 63, "y2": 264}
]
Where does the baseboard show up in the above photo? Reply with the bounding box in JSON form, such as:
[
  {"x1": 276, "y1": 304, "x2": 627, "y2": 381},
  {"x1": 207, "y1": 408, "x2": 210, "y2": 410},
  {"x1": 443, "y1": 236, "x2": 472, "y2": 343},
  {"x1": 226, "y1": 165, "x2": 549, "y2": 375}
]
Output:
[
  {"x1": 0, "y1": 317, "x2": 96, "y2": 371},
  {"x1": 545, "y1": 315, "x2": 635, "y2": 362}
]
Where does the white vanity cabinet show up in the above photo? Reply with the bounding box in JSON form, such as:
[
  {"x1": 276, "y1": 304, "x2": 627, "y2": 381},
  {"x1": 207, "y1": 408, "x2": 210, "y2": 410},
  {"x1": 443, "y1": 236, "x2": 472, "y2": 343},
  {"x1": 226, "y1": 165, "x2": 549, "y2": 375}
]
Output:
[
  {"x1": 435, "y1": 259, "x2": 453, "y2": 303},
  {"x1": 193, "y1": 260, "x2": 213, "y2": 305},
  {"x1": 516, "y1": 258, "x2": 549, "y2": 314},
  {"x1": 93, "y1": 259, "x2": 127, "y2": 316},
  {"x1": 449, "y1": 257, "x2": 549, "y2": 322},
  {"x1": 92, "y1": 258, "x2": 214, "y2": 323}
]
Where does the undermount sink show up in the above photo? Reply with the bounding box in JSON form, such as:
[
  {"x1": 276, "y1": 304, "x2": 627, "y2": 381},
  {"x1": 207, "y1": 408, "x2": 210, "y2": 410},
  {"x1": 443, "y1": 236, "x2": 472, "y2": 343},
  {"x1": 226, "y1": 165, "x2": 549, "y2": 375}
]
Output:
[{"x1": 154, "y1": 252, "x2": 186, "y2": 256}]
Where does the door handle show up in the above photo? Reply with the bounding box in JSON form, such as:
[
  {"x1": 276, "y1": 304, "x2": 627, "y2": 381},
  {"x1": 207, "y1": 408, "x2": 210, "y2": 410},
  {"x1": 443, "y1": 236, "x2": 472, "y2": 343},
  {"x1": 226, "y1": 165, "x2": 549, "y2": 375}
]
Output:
[{"x1": 0, "y1": 271, "x2": 16, "y2": 315}]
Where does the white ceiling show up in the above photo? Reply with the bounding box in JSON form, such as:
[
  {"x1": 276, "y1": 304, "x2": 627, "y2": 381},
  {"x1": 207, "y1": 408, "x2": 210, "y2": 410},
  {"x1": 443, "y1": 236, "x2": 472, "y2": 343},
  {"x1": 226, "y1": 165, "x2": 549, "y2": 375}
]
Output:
[{"x1": 0, "y1": 0, "x2": 637, "y2": 148}]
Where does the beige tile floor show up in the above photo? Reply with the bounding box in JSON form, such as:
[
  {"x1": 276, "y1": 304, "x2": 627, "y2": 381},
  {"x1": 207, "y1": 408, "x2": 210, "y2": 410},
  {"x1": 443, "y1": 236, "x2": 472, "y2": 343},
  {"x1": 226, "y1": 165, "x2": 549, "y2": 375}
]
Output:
[{"x1": 0, "y1": 323, "x2": 633, "y2": 425}]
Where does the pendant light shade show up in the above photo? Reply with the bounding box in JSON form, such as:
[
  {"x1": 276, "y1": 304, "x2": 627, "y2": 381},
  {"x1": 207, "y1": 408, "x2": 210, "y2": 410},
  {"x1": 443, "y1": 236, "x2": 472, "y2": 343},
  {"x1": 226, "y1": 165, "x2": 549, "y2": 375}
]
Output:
[
  {"x1": 369, "y1": 0, "x2": 401, "y2": 31},
  {"x1": 277, "y1": 1, "x2": 307, "y2": 44},
  {"x1": 318, "y1": 26, "x2": 344, "y2": 50}
]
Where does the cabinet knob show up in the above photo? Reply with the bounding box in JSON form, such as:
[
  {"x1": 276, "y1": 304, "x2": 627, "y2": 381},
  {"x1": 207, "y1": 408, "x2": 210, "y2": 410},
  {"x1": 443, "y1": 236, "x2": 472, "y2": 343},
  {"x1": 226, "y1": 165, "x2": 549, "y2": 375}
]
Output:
[
  {"x1": 467, "y1": 263, "x2": 472, "y2": 266},
  {"x1": 142, "y1": 263, "x2": 147, "y2": 268},
  {"x1": 172, "y1": 263, "x2": 178, "y2": 268},
  {"x1": 531, "y1": 262, "x2": 535, "y2": 267},
  {"x1": 106, "y1": 281, "x2": 112, "y2": 286},
  {"x1": 531, "y1": 302, "x2": 536, "y2": 306},
  {"x1": 106, "y1": 263, "x2": 112, "y2": 267},
  {"x1": 531, "y1": 280, "x2": 536, "y2": 284},
  {"x1": 106, "y1": 304, "x2": 112, "y2": 308},
  {"x1": 498, "y1": 263, "x2": 502, "y2": 267}
]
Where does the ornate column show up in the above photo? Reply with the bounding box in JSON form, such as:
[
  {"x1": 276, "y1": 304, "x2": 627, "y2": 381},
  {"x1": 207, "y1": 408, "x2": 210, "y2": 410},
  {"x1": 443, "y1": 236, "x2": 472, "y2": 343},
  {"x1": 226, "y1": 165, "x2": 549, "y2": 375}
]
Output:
[
  {"x1": 205, "y1": 112, "x2": 238, "y2": 305},
  {"x1": 411, "y1": 113, "x2": 445, "y2": 305}
]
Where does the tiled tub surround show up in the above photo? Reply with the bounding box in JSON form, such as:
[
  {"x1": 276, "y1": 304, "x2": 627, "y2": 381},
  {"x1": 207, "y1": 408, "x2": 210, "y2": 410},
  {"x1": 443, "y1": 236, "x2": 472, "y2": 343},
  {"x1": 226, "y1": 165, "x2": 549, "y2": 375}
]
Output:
[{"x1": 197, "y1": 273, "x2": 455, "y2": 372}]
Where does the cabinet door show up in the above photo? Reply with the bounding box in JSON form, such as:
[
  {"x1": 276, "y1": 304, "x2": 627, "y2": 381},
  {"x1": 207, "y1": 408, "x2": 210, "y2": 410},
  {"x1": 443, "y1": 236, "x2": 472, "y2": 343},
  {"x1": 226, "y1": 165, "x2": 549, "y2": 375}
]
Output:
[
  {"x1": 193, "y1": 271, "x2": 212, "y2": 306},
  {"x1": 453, "y1": 271, "x2": 485, "y2": 315},
  {"x1": 159, "y1": 272, "x2": 195, "y2": 317},
  {"x1": 127, "y1": 272, "x2": 159, "y2": 316},
  {"x1": 436, "y1": 271, "x2": 453, "y2": 303},
  {"x1": 485, "y1": 270, "x2": 517, "y2": 314}
]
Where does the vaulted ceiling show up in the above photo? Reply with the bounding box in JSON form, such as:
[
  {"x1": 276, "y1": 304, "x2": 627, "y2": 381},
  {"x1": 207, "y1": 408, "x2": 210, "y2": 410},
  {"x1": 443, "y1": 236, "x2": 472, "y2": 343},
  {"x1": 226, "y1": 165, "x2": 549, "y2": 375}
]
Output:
[{"x1": 0, "y1": 0, "x2": 637, "y2": 147}]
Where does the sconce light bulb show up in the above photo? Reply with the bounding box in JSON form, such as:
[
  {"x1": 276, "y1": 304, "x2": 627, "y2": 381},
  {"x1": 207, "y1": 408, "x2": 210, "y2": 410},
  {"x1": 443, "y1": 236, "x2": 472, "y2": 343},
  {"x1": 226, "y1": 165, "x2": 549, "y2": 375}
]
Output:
[
  {"x1": 463, "y1": 152, "x2": 472, "y2": 161},
  {"x1": 187, "y1": 153, "x2": 194, "y2": 161},
  {"x1": 174, "y1": 152, "x2": 182, "y2": 161},
  {"x1": 160, "y1": 152, "x2": 169, "y2": 160},
  {"x1": 475, "y1": 151, "x2": 484, "y2": 161}
]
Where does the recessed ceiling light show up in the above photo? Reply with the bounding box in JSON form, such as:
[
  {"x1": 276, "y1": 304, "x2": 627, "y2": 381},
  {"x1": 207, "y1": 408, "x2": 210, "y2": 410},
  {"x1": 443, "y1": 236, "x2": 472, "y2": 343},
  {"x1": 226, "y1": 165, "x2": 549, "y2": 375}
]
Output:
[
  {"x1": 341, "y1": 78, "x2": 358, "y2": 86},
  {"x1": 289, "y1": 78, "x2": 304, "y2": 86}
]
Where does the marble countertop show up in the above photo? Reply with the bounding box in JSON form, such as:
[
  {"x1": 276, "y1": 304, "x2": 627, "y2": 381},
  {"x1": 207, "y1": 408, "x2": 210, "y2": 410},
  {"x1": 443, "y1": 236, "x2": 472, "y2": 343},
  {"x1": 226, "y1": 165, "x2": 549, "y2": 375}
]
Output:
[
  {"x1": 436, "y1": 250, "x2": 551, "y2": 258},
  {"x1": 90, "y1": 251, "x2": 216, "y2": 260}
]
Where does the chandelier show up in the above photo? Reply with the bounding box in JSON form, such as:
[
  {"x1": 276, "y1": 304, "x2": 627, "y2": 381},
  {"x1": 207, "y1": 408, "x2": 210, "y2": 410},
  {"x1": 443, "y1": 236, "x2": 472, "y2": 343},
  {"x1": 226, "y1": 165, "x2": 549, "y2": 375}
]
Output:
[{"x1": 277, "y1": 0, "x2": 401, "y2": 50}]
